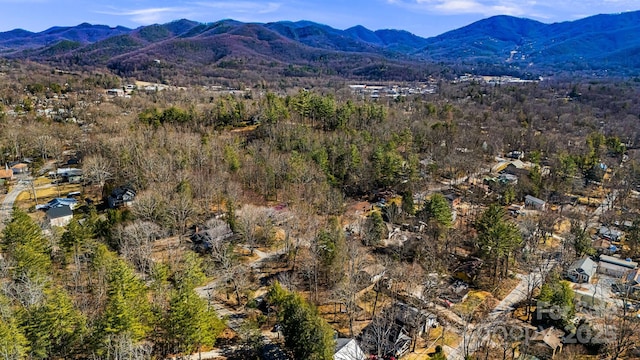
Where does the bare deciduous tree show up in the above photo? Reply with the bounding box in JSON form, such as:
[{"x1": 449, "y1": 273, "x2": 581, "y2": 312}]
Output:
[
  {"x1": 114, "y1": 220, "x2": 165, "y2": 276},
  {"x1": 83, "y1": 154, "x2": 113, "y2": 193}
]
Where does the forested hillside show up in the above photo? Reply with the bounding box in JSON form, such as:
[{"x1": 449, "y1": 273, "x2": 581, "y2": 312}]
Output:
[{"x1": 3, "y1": 11, "x2": 640, "y2": 82}]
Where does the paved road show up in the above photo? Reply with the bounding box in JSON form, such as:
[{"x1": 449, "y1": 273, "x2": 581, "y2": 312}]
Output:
[
  {"x1": 446, "y1": 258, "x2": 557, "y2": 360},
  {"x1": 0, "y1": 179, "x2": 29, "y2": 231},
  {"x1": 191, "y1": 246, "x2": 289, "y2": 360}
]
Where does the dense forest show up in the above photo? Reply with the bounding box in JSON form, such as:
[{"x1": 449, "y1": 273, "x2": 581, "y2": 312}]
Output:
[{"x1": 0, "y1": 59, "x2": 640, "y2": 359}]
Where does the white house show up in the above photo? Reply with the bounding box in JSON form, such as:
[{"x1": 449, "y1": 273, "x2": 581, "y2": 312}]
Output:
[{"x1": 566, "y1": 257, "x2": 597, "y2": 283}]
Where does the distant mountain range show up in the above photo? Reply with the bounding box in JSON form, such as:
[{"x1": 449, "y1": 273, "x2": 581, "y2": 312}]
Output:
[{"x1": 2, "y1": 11, "x2": 639, "y2": 80}]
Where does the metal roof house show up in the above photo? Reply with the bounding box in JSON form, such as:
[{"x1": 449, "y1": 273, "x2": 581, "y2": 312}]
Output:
[
  {"x1": 46, "y1": 205, "x2": 73, "y2": 227},
  {"x1": 599, "y1": 255, "x2": 638, "y2": 278},
  {"x1": 525, "y1": 195, "x2": 546, "y2": 210}
]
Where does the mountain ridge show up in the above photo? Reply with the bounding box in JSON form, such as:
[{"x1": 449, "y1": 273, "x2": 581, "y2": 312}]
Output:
[{"x1": 2, "y1": 11, "x2": 639, "y2": 79}]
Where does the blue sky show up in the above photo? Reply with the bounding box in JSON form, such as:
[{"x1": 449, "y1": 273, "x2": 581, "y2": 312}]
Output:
[{"x1": 2, "y1": 0, "x2": 639, "y2": 37}]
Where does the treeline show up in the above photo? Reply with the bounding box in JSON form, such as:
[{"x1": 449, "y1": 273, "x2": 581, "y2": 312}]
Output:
[{"x1": 0, "y1": 209, "x2": 224, "y2": 359}]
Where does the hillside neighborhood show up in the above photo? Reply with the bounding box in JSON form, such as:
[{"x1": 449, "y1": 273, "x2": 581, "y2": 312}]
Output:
[{"x1": 0, "y1": 24, "x2": 639, "y2": 359}]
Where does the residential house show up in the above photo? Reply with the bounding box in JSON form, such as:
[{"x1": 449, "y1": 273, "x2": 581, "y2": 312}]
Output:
[
  {"x1": 190, "y1": 222, "x2": 234, "y2": 253},
  {"x1": 50, "y1": 168, "x2": 83, "y2": 182},
  {"x1": 36, "y1": 197, "x2": 79, "y2": 210},
  {"x1": 0, "y1": 165, "x2": 14, "y2": 181},
  {"x1": 334, "y1": 338, "x2": 366, "y2": 360},
  {"x1": 566, "y1": 257, "x2": 597, "y2": 283},
  {"x1": 593, "y1": 239, "x2": 617, "y2": 255},
  {"x1": 443, "y1": 192, "x2": 461, "y2": 207},
  {"x1": 9, "y1": 162, "x2": 28, "y2": 175},
  {"x1": 623, "y1": 269, "x2": 640, "y2": 298},
  {"x1": 508, "y1": 204, "x2": 524, "y2": 216},
  {"x1": 525, "y1": 195, "x2": 546, "y2": 210},
  {"x1": 502, "y1": 163, "x2": 529, "y2": 178},
  {"x1": 361, "y1": 302, "x2": 437, "y2": 359},
  {"x1": 359, "y1": 263, "x2": 386, "y2": 285},
  {"x1": 527, "y1": 327, "x2": 564, "y2": 359},
  {"x1": 598, "y1": 255, "x2": 638, "y2": 278},
  {"x1": 392, "y1": 303, "x2": 437, "y2": 356},
  {"x1": 599, "y1": 226, "x2": 623, "y2": 242},
  {"x1": 46, "y1": 205, "x2": 73, "y2": 227},
  {"x1": 106, "y1": 88, "x2": 124, "y2": 97},
  {"x1": 107, "y1": 187, "x2": 136, "y2": 208}
]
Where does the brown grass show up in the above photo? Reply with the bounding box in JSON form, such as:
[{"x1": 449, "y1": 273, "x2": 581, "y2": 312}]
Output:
[
  {"x1": 15, "y1": 183, "x2": 82, "y2": 209},
  {"x1": 492, "y1": 277, "x2": 521, "y2": 300},
  {"x1": 453, "y1": 290, "x2": 492, "y2": 316}
]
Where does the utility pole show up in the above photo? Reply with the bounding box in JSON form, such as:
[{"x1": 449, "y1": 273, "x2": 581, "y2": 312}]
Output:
[{"x1": 30, "y1": 179, "x2": 37, "y2": 205}]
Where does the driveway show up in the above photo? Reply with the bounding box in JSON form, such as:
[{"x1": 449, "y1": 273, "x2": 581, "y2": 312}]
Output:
[
  {"x1": 573, "y1": 275, "x2": 623, "y2": 309},
  {"x1": 446, "y1": 258, "x2": 557, "y2": 359}
]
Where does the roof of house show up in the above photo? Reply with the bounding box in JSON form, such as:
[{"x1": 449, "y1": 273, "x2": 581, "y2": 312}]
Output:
[
  {"x1": 443, "y1": 192, "x2": 460, "y2": 202},
  {"x1": 600, "y1": 254, "x2": 638, "y2": 269},
  {"x1": 334, "y1": 338, "x2": 367, "y2": 360},
  {"x1": 568, "y1": 257, "x2": 598, "y2": 278},
  {"x1": 593, "y1": 238, "x2": 612, "y2": 249},
  {"x1": 10, "y1": 163, "x2": 28, "y2": 170},
  {"x1": 0, "y1": 168, "x2": 13, "y2": 179},
  {"x1": 335, "y1": 338, "x2": 354, "y2": 353},
  {"x1": 393, "y1": 302, "x2": 436, "y2": 329},
  {"x1": 111, "y1": 187, "x2": 136, "y2": 199},
  {"x1": 525, "y1": 194, "x2": 546, "y2": 206},
  {"x1": 599, "y1": 226, "x2": 623, "y2": 239},
  {"x1": 626, "y1": 269, "x2": 640, "y2": 286},
  {"x1": 46, "y1": 205, "x2": 73, "y2": 219},
  {"x1": 55, "y1": 168, "x2": 83, "y2": 176},
  {"x1": 511, "y1": 159, "x2": 526, "y2": 169},
  {"x1": 49, "y1": 197, "x2": 78, "y2": 208},
  {"x1": 191, "y1": 225, "x2": 233, "y2": 244},
  {"x1": 530, "y1": 327, "x2": 564, "y2": 350}
]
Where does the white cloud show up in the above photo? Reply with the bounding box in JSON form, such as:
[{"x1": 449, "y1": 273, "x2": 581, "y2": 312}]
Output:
[
  {"x1": 192, "y1": 1, "x2": 282, "y2": 14},
  {"x1": 96, "y1": 7, "x2": 192, "y2": 25},
  {"x1": 388, "y1": 0, "x2": 640, "y2": 20},
  {"x1": 434, "y1": 0, "x2": 485, "y2": 13},
  {"x1": 390, "y1": 0, "x2": 531, "y2": 16}
]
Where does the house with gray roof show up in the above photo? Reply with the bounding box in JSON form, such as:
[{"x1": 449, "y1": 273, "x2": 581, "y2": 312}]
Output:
[
  {"x1": 525, "y1": 194, "x2": 546, "y2": 210},
  {"x1": 566, "y1": 257, "x2": 598, "y2": 283},
  {"x1": 599, "y1": 254, "x2": 638, "y2": 278},
  {"x1": 46, "y1": 205, "x2": 73, "y2": 227},
  {"x1": 334, "y1": 338, "x2": 366, "y2": 360}
]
